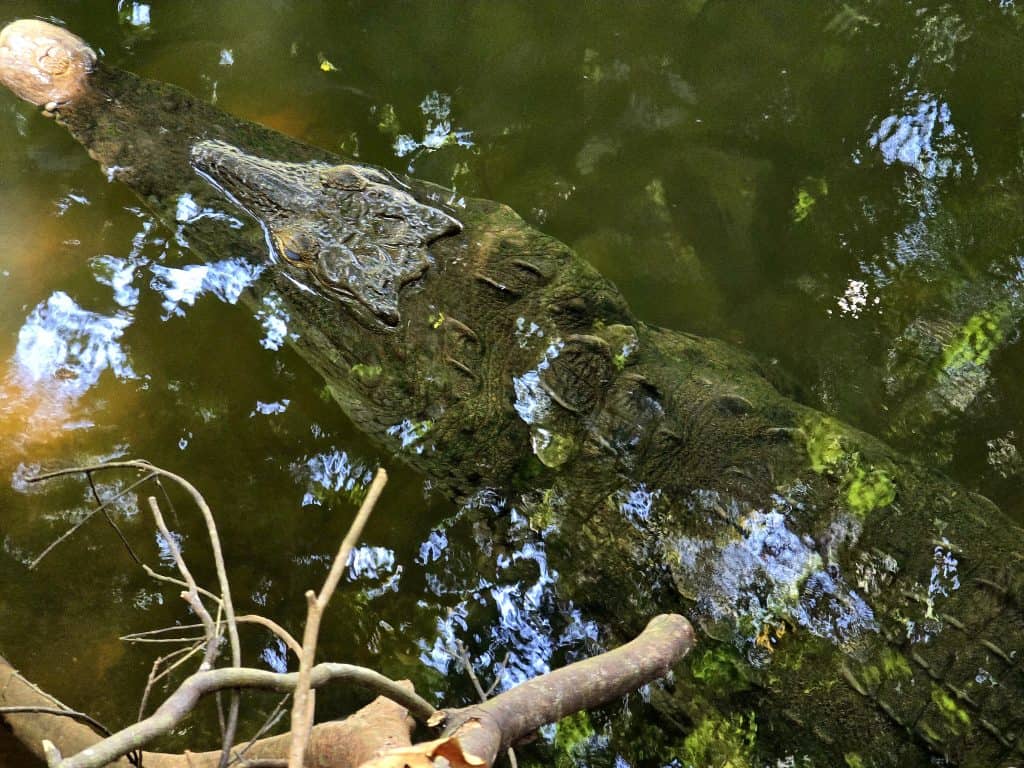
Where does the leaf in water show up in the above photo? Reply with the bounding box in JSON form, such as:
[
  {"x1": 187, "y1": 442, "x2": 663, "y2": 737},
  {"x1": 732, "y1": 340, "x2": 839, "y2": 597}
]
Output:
[
  {"x1": 792, "y1": 177, "x2": 828, "y2": 223},
  {"x1": 318, "y1": 53, "x2": 338, "y2": 72}
]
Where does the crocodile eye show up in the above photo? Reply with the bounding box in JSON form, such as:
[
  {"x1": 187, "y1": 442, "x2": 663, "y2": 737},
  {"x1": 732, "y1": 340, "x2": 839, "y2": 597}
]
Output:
[{"x1": 274, "y1": 228, "x2": 318, "y2": 266}]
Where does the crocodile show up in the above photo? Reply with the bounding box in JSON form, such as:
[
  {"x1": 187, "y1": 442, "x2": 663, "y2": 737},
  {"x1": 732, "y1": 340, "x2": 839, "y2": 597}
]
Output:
[{"x1": 3, "y1": 19, "x2": 1024, "y2": 767}]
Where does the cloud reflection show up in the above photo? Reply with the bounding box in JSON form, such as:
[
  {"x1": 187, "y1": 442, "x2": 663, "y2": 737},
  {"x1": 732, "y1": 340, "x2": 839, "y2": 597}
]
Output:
[
  {"x1": 149, "y1": 258, "x2": 262, "y2": 319},
  {"x1": 417, "y1": 493, "x2": 598, "y2": 695},
  {"x1": 14, "y1": 291, "x2": 136, "y2": 397}
]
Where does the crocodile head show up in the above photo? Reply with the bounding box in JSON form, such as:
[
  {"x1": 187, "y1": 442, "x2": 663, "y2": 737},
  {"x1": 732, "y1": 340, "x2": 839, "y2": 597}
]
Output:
[{"x1": 191, "y1": 139, "x2": 462, "y2": 326}]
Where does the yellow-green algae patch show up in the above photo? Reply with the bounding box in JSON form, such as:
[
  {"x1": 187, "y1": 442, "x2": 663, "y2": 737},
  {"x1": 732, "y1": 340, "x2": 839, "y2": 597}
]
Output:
[
  {"x1": 690, "y1": 645, "x2": 754, "y2": 694},
  {"x1": 681, "y1": 711, "x2": 757, "y2": 768},
  {"x1": 931, "y1": 685, "x2": 970, "y2": 730},
  {"x1": 805, "y1": 417, "x2": 846, "y2": 473},
  {"x1": 553, "y1": 710, "x2": 596, "y2": 767},
  {"x1": 792, "y1": 177, "x2": 828, "y2": 223},
  {"x1": 350, "y1": 363, "x2": 382, "y2": 385},
  {"x1": 940, "y1": 304, "x2": 1008, "y2": 372},
  {"x1": 844, "y1": 465, "x2": 896, "y2": 516},
  {"x1": 858, "y1": 648, "x2": 913, "y2": 690},
  {"x1": 803, "y1": 416, "x2": 896, "y2": 517},
  {"x1": 532, "y1": 429, "x2": 576, "y2": 469}
]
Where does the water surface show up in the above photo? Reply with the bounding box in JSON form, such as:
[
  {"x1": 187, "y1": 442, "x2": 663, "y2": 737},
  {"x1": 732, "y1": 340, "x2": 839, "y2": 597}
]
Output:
[{"x1": 2, "y1": 2, "x2": 1023, "y2": 765}]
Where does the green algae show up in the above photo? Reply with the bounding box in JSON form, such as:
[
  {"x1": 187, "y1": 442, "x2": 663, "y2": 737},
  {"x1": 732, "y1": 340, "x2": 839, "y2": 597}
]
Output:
[
  {"x1": 376, "y1": 103, "x2": 401, "y2": 135},
  {"x1": 690, "y1": 645, "x2": 754, "y2": 694},
  {"x1": 350, "y1": 363, "x2": 382, "y2": 385},
  {"x1": 681, "y1": 712, "x2": 757, "y2": 768},
  {"x1": 931, "y1": 686, "x2": 970, "y2": 730},
  {"x1": 844, "y1": 465, "x2": 896, "y2": 516},
  {"x1": 532, "y1": 428, "x2": 576, "y2": 469},
  {"x1": 880, "y1": 648, "x2": 913, "y2": 680},
  {"x1": 804, "y1": 417, "x2": 896, "y2": 516},
  {"x1": 940, "y1": 305, "x2": 1008, "y2": 372},
  {"x1": 859, "y1": 648, "x2": 913, "y2": 689},
  {"x1": 526, "y1": 486, "x2": 560, "y2": 531},
  {"x1": 552, "y1": 711, "x2": 596, "y2": 767},
  {"x1": 792, "y1": 177, "x2": 828, "y2": 223},
  {"x1": 805, "y1": 417, "x2": 846, "y2": 473}
]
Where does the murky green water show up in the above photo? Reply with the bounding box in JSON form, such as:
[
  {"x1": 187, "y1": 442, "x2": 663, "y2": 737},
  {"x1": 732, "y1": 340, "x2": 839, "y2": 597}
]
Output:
[{"x1": 2, "y1": 1, "x2": 1024, "y2": 765}]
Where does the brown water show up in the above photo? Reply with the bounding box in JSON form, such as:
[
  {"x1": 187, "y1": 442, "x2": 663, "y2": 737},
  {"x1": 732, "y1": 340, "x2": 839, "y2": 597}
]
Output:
[{"x1": 2, "y1": 1, "x2": 1024, "y2": 765}]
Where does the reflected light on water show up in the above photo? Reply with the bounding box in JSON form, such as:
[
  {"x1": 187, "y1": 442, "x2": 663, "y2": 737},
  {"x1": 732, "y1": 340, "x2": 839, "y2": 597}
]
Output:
[
  {"x1": 150, "y1": 257, "x2": 262, "y2": 319},
  {"x1": 0, "y1": 292, "x2": 135, "y2": 461},
  {"x1": 417, "y1": 493, "x2": 598, "y2": 695}
]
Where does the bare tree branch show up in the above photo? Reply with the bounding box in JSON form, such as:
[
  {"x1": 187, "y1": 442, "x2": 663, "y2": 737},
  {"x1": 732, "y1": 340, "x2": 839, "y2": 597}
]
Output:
[
  {"x1": 449, "y1": 640, "x2": 517, "y2": 768},
  {"x1": 362, "y1": 614, "x2": 695, "y2": 768},
  {"x1": 28, "y1": 471, "x2": 155, "y2": 569},
  {"x1": 234, "y1": 616, "x2": 302, "y2": 661},
  {"x1": 451, "y1": 614, "x2": 693, "y2": 765},
  {"x1": 86, "y1": 470, "x2": 142, "y2": 565},
  {"x1": 287, "y1": 467, "x2": 388, "y2": 768},
  {"x1": 0, "y1": 707, "x2": 110, "y2": 737},
  {"x1": 39, "y1": 662, "x2": 435, "y2": 768},
  {"x1": 138, "y1": 642, "x2": 205, "y2": 721},
  {"x1": 31, "y1": 461, "x2": 244, "y2": 766},
  {"x1": 228, "y1": 695, "x2": 290, "y2": 767},
  {"x1": 150, "y1": 496, "x2": 221, "y2": 671}
]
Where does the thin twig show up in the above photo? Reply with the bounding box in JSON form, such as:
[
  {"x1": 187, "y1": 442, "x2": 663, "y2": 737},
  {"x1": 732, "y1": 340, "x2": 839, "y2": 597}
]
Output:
[
  {"x1": 142, "y1": 565, "x2": 223, "y2": 604},
  {"x1": 449, "y1": 640, "x2": 518, "y2": 768},
  {"x1": 235, "y1": 616, "x2": 302, "y2": 660},
  {"x1": 151, "y1": 642, "x2": 207, "y2": 685},
  {"x1": 483, "y1": 652, "x2": 511, "y2": 699},
  {"x1": 449, "y1": 640, "x2": 487, "y2": 700},
  {"x1": 150, "y1": 497, "x2": 220, "y2": 671},
  {"x1": 121, "y1": 622, "x2": 208, "y2": 639},
  {"x1": 123, "y1": 617, "x2": 299, "y2": 664},
  {"x1": 138, "y1": 643, "x2": 205, "y2": 720},
  {"x1": 31, "y1": 461, "x2": 244, "y2": 768},
  {"x1": 228, "y1": 695, "x2": 291, "y2": 767},
  {"x1": 28, "y1": 471, "x2": 156, "y2": 569},
  {"x1": 87, "y1": 470, "x2": 142, "y2": 565},
  {"x1": 287, "y1": 468, "x2": 388, "y2": 768}
]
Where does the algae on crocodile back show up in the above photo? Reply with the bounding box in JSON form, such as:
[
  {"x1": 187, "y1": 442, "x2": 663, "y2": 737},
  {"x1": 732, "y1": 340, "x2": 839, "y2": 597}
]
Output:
[
  {"x1": 803, "y1": 415, "x2": 896, "y2": 517},
  {"x1": 791, "y1": 177, "x2": 828, "y2": 223},
  {"x1": 681, "y1": 711, "x2": 757, "y2": 768}
]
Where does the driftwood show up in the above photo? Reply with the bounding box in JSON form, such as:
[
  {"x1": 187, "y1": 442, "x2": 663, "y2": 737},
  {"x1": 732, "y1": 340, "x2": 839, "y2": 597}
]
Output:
[
  {"x1": 0, "y1": 615, "x2": 692, "y2": 768},
  {"x1": 0, "y1": 656, "x2": 417, "y2": 768},
  {"x1": 0, "y1": 460, "x2": 695, "y2": 768}
]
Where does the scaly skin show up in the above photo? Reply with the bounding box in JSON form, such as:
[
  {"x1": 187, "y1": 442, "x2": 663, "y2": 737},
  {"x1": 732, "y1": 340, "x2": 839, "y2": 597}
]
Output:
[{"x1": 3, "y1": 21, "x2": 1024, "y2": 767}]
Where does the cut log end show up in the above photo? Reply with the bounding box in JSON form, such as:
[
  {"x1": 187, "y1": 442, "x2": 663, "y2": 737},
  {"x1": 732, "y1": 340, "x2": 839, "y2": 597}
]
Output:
[{"x1": 0, "y1": 19, "x2": 96, "y2": 107}]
